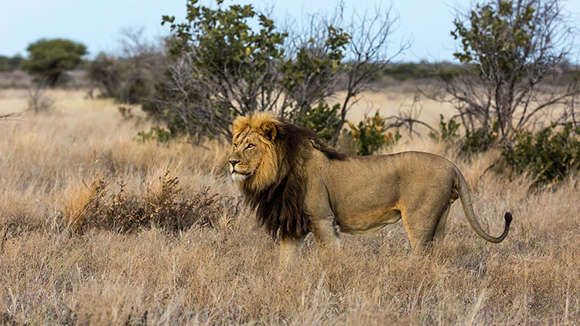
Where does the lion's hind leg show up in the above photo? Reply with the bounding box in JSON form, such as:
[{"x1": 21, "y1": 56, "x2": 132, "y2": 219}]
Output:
[
  {"x1": 433, "y1": 203, "x2": 452, "y2": 243},
  {"x1": 402, "y1": 201, "x2": 450, "y2": 254}
]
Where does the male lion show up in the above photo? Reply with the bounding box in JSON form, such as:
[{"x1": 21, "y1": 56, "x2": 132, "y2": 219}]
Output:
[{"x1": 228, "y1": 113, "x2": 512, "y2": 264}]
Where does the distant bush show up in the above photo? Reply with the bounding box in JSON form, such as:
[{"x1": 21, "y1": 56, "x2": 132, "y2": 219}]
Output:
[
  {"x1": 87, "y1": 30, "x2": 169, "y2": 109},
  {"x1": 87, "y1": 53, "x2": 120, "y2": 99},
  {"x1": 0, "y1": 55, "x2": 22, "y2": 72},
  {"x1": 136, "y1": 126, "x2": 173, "y2": 144},
  {"x1": 88, "y1": 52, "x2": 166, "y2": 105},
  {"x1": 348, "y1": 112, "x2": 401, "y2": 155},
  {"x1": 66, "y1": 172, "x2": 241, "y2": 234},
  {"x1": 502, "y1": 123, "x2": 579, "y2": 187},
  {"x1": 381, "y1": 62, "x2": 467, "y2": 81},
  {"x1": 22, "y1": 39, "x2": 87, "y2": 86}
]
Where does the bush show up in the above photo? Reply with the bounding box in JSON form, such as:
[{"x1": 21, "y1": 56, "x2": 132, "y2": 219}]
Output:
[
  {"x1": 136, "y1": 126, "x2": 174, "y2": 143},
  {"x1": 87, "y1": 29, "x2": 169, "y2": 108},
  {"x1": 87, "y1": 53, "x2": 120, "y2": 99},
  {"x1": 348, "y1": 112, "x2": 401, "y2": 155},
  {"x1": 66, "y1": 172, "x2": 241, "y2": 234},
  {"x1": 430, "y1": 114, "x2": 460, "y2": 143},
  {"x1": 88, "y1": 52, "x2": 166, "y2": 105},
  {"x1": 26, "y1": 82, "x2": 54, "y2": 113},
  {"x1": 430, "y1": 114, "x2": 498, "y2": 155},
  {"x1": 296, "y1": 102, "x2": 342, "y2": 143},
  {"x1": 461, "y1": 127, "x2": 497, "y2": 154},
  {"x1": 22, "y1": 39, "x2": 87, "y2": 86},
  {"x1": 502, "y1": 123, "x2": 579, "y2": 187},
  {"x1": 0, "y1": 55, "x2": 22, "y2": 72}
]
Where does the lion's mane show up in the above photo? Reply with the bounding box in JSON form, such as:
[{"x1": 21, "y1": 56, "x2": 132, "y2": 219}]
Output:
[{"x1": 233, "y1": 114, "x2": 346, "y2": 239}]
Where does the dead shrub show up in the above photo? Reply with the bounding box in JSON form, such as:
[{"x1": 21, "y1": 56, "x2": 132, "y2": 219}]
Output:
[
  {"x1": 65, "y1": 171, "x2": 241, "y2": 234},
  {"x1": 27, "y1": 81, "x2": 54, "y2": 113}
]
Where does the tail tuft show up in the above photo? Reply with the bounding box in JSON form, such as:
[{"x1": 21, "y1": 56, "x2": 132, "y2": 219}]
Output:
[{"x1": 504, "y1": 212, "x2": 513, "y2": 225}]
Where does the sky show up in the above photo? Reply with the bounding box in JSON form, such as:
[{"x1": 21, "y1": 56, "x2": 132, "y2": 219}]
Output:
[{"x1": 1, "y1": 0, "x2": 579, "y2": 63}]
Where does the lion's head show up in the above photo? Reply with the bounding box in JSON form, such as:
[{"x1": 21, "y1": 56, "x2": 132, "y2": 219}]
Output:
[
  {"x1": 228, "y1": 114, "x2": 283, "y2": 192},
  {"x1": 228, "y1": 113, "x2": 346, "y2": 239}
]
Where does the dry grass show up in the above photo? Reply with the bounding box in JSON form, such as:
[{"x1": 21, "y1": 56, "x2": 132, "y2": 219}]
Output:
[{"x1": 0, "y1": 88, "x2": 578, "y2": 325}]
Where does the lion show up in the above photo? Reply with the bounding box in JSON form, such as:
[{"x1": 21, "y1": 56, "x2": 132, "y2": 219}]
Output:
[{"x1": 228, "y1": 113, "x2": 512, "y2": 264}]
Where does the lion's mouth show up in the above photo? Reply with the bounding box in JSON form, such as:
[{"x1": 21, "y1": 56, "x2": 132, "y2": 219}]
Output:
[{"x1": 231, "y1": 171, "x2": 250, "y2": 182}]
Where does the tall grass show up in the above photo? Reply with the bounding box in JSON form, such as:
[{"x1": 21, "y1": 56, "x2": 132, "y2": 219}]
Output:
[{"x1": 0, "y1": 89, "x2": 578, "y2": 324}]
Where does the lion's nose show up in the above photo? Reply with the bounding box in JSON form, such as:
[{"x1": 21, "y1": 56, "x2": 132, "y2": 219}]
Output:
[{"x1": 229, "y1": 159, "x2": 240, "y2": 167}]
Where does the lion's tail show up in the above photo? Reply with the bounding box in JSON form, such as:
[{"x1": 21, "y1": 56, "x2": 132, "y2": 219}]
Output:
[{"x1": 454, "y1": 169, "x2": 512, "y2": 243}]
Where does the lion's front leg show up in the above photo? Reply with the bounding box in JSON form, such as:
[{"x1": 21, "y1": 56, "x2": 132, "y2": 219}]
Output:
[
  {"x1": 279, "y1": 237, "x2": 304, "y2": 266},
  {"x1": 311, "y1": 216, "x2": 341, "y2": 249}
]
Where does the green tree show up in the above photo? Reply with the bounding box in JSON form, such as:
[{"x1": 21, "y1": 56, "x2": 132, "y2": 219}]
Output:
[
  {"x1": 22, "y1": 39, "x2": 87, "y2": 86},
  {"x1": 154, "y1": 0, "x2": 403, "y2": 141},
  {"x1": 160, "y1": 0, "x2": 288, "y2": 138},
  {"x1": 158, "y1": 0, "x2": 353, "y2": 139},
  {"x1": 443, "y1": 0, "x2": 578, "y2": 143}
]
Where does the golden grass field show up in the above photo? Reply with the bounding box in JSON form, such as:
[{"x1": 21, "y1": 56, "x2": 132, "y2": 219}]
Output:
[{"x1": 0, "y1": 88, "x2": 578, "y2": 325}]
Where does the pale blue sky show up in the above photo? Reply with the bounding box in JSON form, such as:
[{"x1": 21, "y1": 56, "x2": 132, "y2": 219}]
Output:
[{"x1": 1, "y1": 0, "x2": 579, "y2": 62}]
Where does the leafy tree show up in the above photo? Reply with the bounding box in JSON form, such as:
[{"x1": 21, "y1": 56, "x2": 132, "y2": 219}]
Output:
[
  {"x1": 22, "y1": 39, "x2": 87, "y2": 86},
  {"x1": 160, "y1": 0, "x2": 288, "y2": 138},
  {"x1": 440, "y1": 0, "x2": 578, "y2": 143},
  {"x1": 155, "y1": 0, "x2": 404, "y2": 141}
]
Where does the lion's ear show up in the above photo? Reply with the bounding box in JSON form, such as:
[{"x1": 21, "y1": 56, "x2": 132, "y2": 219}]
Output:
[{"x1": 260, "y1": 121, "x2": 278, "y2": 141}]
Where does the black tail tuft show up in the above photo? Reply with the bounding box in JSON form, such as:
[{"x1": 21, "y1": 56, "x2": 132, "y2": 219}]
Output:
[{"x1": 504, "y1": 212, "x2": 513, "y2": 225}]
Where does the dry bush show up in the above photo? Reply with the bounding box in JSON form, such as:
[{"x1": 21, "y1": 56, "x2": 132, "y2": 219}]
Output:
[
  {"x1": 26, "y1": 82, "x2": 54, "y2": 113},
  {"x1": 65, "y1": 171, "x2": 241, "y2": 234}
]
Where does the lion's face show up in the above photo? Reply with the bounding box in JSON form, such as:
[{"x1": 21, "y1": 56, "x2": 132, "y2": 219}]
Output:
[
  {"x1": 228, "y1": 114, "x2": 280, "y2": 189},
  {"x1": 228, "y1": 131, "x2": 267, "y2": 182}
]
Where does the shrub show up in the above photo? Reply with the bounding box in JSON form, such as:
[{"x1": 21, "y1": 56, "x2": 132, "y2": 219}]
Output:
[
  {"x1": 296, "y1": 102, "x2": 342, "y2": 143},
  {"x1": 461, "y1": 127, "x2": 497, "y2": 154},
  {"x1": 87, "y1": 53, "x2": 120, "y2": 99},
  {"x1": 87, "y1": 30, "x2": 169, "y2": 107},
  {"x1": 348, "y1": 112, "x2": 401, "y2": 156},
  {"x1": 26, "y1": 82, "x2": 54, "y2": 113},
  {"x1": 502, "y1": 123, "x2": 579, "y2": 187},
  {"x1": 66, "y1": 172, "x2": 241, "y2": 234},
  {"x1": 430, "y1": 114, "x2": 498, "y2": 155},
  {"x1": 430, "y1": 114, "x2": 460, "y2": 143},
  {"x1": 0, "y1": 55, "x2": 22, "y2": 72},
  {"x1": 136, "y1": 126, "x2": 174, "y2": 143}
]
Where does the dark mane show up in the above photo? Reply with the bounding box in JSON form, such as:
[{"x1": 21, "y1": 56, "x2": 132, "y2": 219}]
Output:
[
  {"x1": 242, "y1": 120, "x2": 347, "y2": 239},
  {"x1": 279, "y1": 121, "x2": 348, "y2": 162}
]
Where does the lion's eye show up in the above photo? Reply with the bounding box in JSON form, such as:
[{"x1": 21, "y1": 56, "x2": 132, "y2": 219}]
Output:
[{"x1": 245, "y1": 144, "x2": 255, "y2": 150}]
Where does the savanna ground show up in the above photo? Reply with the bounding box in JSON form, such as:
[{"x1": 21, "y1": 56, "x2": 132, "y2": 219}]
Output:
[{"x1": 0, "y1": 87, "x2": 578, "y2": 325}]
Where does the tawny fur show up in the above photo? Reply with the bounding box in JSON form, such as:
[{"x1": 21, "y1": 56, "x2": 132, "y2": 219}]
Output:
[{"x1": 228, "y1": 113, "x2": 512, "y2": 264}]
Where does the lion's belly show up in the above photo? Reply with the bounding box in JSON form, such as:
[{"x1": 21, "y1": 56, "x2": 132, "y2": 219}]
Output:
[{"x1": 337, "y1": 208, "x2": 401, "y2": 234}]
